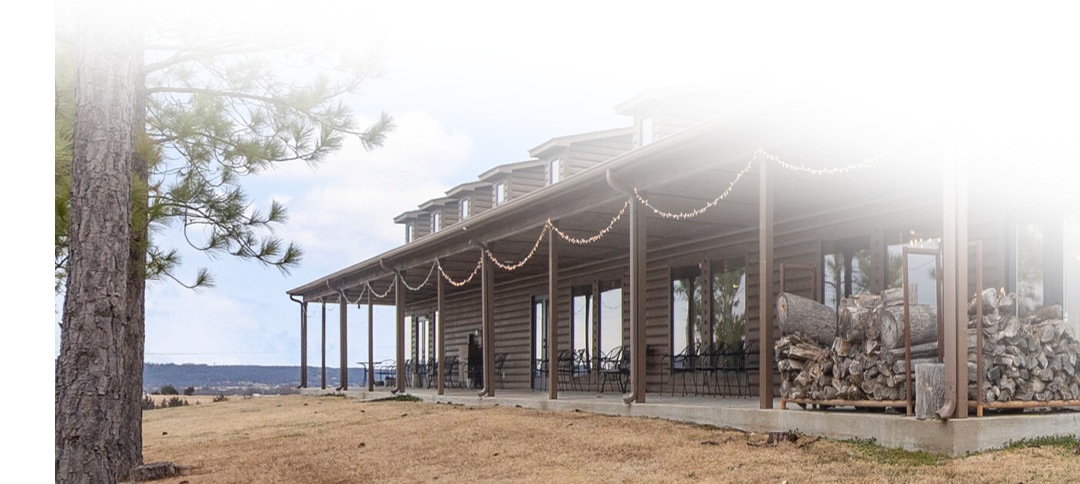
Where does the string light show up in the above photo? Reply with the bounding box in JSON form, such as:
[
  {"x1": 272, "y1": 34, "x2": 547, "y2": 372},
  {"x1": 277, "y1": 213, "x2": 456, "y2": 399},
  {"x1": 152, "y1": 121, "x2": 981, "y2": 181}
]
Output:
[
  {"x1": 635, "y1": 156, "x2": 756, "y2": 219},
  {"x1": 437, "y1": 259, "x2": 483, "y2": 287},
  {"x1": 549, "y1": 200, "x2": 629, "y2": 245},
  {"x1": 486, "y1": 223, "x2": 549, "y2": 271},
  {"x1": 398, "y1": 260, "x2": 438, "y2": 291},
  {"x1": 366, "y1": 278, "x2": 396, "y2": 299}
]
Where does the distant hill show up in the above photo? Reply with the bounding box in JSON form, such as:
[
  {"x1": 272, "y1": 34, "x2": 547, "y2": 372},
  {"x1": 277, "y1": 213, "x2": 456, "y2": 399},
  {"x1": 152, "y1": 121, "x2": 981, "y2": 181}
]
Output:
[{"x1": 143, "y1": 363, "x2": 369, "y2": 393}]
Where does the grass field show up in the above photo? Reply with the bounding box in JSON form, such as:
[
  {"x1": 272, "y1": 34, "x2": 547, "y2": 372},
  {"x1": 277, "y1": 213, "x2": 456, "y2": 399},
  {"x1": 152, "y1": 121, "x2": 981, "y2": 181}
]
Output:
[{"x1": 142, "y1": 394, "x2": 1080, "y2": 483}]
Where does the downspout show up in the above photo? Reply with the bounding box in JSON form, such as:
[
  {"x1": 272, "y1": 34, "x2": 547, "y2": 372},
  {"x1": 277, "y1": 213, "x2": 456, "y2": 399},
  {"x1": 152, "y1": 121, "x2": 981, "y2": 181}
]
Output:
[
  {"x1": 605, "y1": 170, "x2": 640, "y2": 405},
  {"x1": 289, "y1": 295, "x2": 307, "y2": 389},
  {"x1": 337, "y1": 288, "x2": 349, "y2": 392}
]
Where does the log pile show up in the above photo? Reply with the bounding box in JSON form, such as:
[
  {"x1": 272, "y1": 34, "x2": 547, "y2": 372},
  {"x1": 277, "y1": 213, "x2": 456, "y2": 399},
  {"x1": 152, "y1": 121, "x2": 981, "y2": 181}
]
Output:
[
  {"x1": 969, "y1": 289, "x2": 1080, "y2": 403},
  {"x1": 776, "y1": 333, "x2": 911, "y2": 401}
]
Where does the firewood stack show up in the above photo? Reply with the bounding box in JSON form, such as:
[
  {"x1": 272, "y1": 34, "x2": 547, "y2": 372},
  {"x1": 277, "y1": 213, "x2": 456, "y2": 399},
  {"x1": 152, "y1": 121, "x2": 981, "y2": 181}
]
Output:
[
  {"x1": 777, "y1": 332, "x2": 915, "y2": 401},
  {"x1": 969, "y1": 288, "x2": 1080, "y2": 403}
]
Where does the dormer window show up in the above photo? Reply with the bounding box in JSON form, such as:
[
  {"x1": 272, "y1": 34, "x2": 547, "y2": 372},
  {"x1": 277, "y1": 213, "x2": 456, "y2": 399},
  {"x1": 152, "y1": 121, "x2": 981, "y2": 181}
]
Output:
[
  {"x1": 495, "y1": 183, "x2": 506, "y2": 206},
  {"x1": 641, "y1": 116, "x2": 654, "y2": 146},
  {"x1": 406, "y1": 224, "x2": 413, "y2": 243},
  {"x1": 460, "y1": 199, "x2": 470, "y2": 221},
  {"x1": 550, "y1": 159, "x2": 561, "y2": 185},
  {"x1": 432, "y1": 212, "x2": 441, "y2": 233}
]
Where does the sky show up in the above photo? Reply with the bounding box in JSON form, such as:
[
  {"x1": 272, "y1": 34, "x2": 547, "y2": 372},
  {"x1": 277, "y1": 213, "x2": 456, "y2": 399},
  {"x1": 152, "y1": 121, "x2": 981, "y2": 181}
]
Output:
[{"x1": 47, "y1": 1, "x2": 1080, "y2": 368}]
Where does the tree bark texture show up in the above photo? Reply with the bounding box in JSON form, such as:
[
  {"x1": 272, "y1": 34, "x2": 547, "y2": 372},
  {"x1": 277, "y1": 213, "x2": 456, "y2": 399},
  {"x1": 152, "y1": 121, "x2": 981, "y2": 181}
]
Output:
[
  {"x1": 776, "y1": 292, "x2": 838, "y2": 346},
  {"x1": 915, "y1": 363, "x2": 946, "y2": 420},
  {"x1": 56, "y1": 3, "x2": 141, "y2": 483},
  {"x1": 876, "y1": 305, "x2": 939, "y2": 350}
]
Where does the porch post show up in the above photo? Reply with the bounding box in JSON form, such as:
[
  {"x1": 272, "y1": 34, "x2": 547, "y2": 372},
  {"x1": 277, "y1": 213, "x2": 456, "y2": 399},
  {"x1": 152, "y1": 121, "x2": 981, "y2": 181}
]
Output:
[
  {"x1": 954, "y1": 138, "x2": 970, "y2": 418},
  {"x1": 548, "y1": 222, "x2": 560, "y2": 399},
  {"x1": 758, "y1": 156, "x2": 775, "y2": 409},
  {"x1": 942, "y1": 131, "x2": 969, "y2": 419},
  {"x1": 301, "y1": 301, "x2": 308, "y2": 388},
  {"x1": 321, "y1": 297, "x2": 327, "y2": 390},
  {"x1": 339, "y1": 291, "x2": 348, "y2": 390},
  {"x1": 396, "y1": 278, "x2": 406, "y2": 394},
  {"x1": 629, "y1": 194, "x2": 646, "y2": 403},
  {"x1": 483, "y1": 247, "x2": 494, "y2": 395},
  {"x1": 481, "y1": 246, "x2": 496, "y2": 396},
  {"x1": 367, "y1": 290, "x2": 374, "y2": 392},
  {"x1": 437, "y1": 263, "x2": 446, "y2": 395}
]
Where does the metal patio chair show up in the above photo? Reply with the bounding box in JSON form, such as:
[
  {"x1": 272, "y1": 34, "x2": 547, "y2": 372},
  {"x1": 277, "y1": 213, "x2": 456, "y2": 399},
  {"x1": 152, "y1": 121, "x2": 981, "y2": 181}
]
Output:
[
  {"x1": 573, "y1": 349, "x2": 592, "y2": 392},
  {"x1": 495, "y1": 353, "x2": 508, "y2": 389},
  {"x1": 444, "y1": 355, "x2": 460, "y2": 388},
  {"x1": 556, "y1": 350, "x2": 578, "y2": 391},
  {"x1": 661, "y1": 345, "x2": 697, "y2": 396},
  {"x1": 599, "y1": 346, "x2": 630, "y2": 393},
  {"x1": 698, "y1": 343, "x2": 723, "y2": 396}
]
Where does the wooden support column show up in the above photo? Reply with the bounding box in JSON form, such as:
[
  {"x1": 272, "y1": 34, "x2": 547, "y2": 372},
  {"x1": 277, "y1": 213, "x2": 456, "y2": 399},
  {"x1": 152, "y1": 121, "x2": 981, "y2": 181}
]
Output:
[
  {"x1": 759, "y1": 156, "x2": 775, "y2": 409},
  {"x1": 367, "y1": 291, "x2": 374, "y2": 392},
  {"x1": 339, "y1": 293, "x2": 348, "y2": 390},
  {"x1": 395, "y1": 279, "x2": 406, "y2": 394},
  {"x1": 300, "y1": 302, "x2": 308, "y2": 388},
  {"x1": 437, "y1": 263, "x2": 446, "y2": 395},
  {"x1": 701, "y1": 259, "x2": 714, "y2": 343},
  {"x1": 628, "y1": 196, "x2": 647, "y2": 403},
  {"x1": 954, "y1": 141, "x2": 969, "y2": 419},
  {"x1": 548, "y1": 222, "x2": 560, "y2": 400},
  {"x1": 591, "y1": 280, "x2": 602, "y2": 370},
  {"x1": 481, "y1": 246, "x2": 495, "y2": 396},
  {"x1": 321, "y1": 298, "x2": 327, "y2": 390}
]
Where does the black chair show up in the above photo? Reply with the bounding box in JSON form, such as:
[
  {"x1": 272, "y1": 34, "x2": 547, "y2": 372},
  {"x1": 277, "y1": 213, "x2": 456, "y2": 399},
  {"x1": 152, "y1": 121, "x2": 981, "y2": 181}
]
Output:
[
  {"x1": 661, "y1": 346, "x2": 696, "y2": 396},
  {"x1": 698, "y1": 343, "x2": 723, "y2": 396},
  {"x1": 573, "y1": 349, "x2": 592, "y2": 392},
  {"x1": 403, "y1": 359, "x2": 414, "y2": 388},
  {"x1": 416, "y1": 359, "x2": 430, "y2": 388},
  {"x1": 600, "y1": 346, "x2": 630, "y2": 393},
  {"x1": 444, "y1": 355, "x2": 460, "y2": 389},
  {"x1": 740, "y1": 341, "x2": 758, "y2": 397},
  {"x1": 720, "y1": 340, "x2": 747, "y2": 396},
  {"x1": 495, "y1": 353, "x2": 507, "y2": 389},
  {"x1": 556, "y1": 350, "x2": 578, "y2": 391},
  {"x1": 533, "y1": 355, "x2": 548, "y2": 390}
]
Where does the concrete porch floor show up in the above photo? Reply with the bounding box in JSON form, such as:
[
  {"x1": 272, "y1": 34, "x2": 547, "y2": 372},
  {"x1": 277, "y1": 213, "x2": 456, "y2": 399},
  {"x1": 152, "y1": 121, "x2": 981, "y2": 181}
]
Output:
[{"x1": 301, "y1": 386, "x2": 1080, "y2": 455}]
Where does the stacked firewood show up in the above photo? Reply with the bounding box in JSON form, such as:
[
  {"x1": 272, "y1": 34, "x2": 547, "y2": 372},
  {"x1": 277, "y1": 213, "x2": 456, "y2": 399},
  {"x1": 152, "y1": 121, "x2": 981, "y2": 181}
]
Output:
[
  {"x1": 969, "y1": 289, "x2": 1080, "y2": 403},
  {"x1": 776, "y1": 332, "x2": 916, "y2": 401}
]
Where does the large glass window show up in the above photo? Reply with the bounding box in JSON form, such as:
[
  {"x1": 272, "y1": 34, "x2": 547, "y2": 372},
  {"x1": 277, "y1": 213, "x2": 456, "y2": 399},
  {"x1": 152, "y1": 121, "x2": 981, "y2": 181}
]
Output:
[
  {"x1": 823, "y1": 249, "x2": 872, "y2": 312},
  {"x1": 572, "y1": 291, "x2": 592, "y2": 361},
  {"x1": 712, "y1": 264, "x2": 747, "y2": 346},
  {"x1": 495, "y1": 183, "x2": 506, "y2": 206},
  {"x1": 405, "y1": 224, "x2": 413, "y2": 243},
  {"x1": 1066, "y1": 215, "x2": 1079, "y2": 329},
  {"x1": 460, "y1": 199, "x2": 469, "y2": 221},
  {"x1": 671, "y1": 268, "x2": 706, "y2": 354},
  {"x1": 550, "y1": 159, "x2": 561, "y2": 184},
  {"x1": 405, "y1": 315, "x2": 415, "y2": 362},
  {"x1": 431, "y1": 212, "x2": 441, "y2": 233},
  {"x1": 532, "y1": 295, "x2": 549, "y2": 389},
  {"x1": 599, "y1": 287, "x2": 623, "y2": 358},
  {"x1": 886, "y1": 229, "x2": 941, "y2": 309},
  {"x1": 1016, "y1": 222, "x2": 1045, "y2": 318}
]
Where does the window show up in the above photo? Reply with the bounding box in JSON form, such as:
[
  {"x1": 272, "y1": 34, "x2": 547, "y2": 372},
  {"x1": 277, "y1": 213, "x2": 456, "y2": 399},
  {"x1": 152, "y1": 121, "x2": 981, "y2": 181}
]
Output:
[
  {"x1": 823, "y1": 248, "x2": 872, "y2": 312},
  {"x1": 641, "y1": 116, "x2": 654, "y2": 146},
  {"x1": 599, "y1": 287, "x2": 623, "y2": 358},
  {"x1": 1016, "y1": 222, "x2": 1045, "y2": 318},
  {"x1": 671, "y1": 267, "x2": 707, "y2": 355},
  {"x1": 405, "y1": 315, "x2": 415, "y2": 364},
  {"x1": 572, "y1": 290, "x2": 592, "y2": 366},
  {"x1": 886, "y1": 229, "x2": 941, "y2": 310},
  {"x1": 460, "y1": 199, "x2": 469, "y2": 221},
  {"x1": 431, "y1": 212, "x2": 441, "y2": 233},
  {"x1": 550, "y1": 159, "x2": 561, "y2": 185},
  {"x1": 711, "y1": 263, "x2": 747, "y2": 346},
  {"x1": 495, "y1": 183, "x2": 506, "y2": 206},
  {"x1": 1066, "y1": 215, "x2": 1079, "y2": 328},
  {"x1": 532, "y1": 295, "x2": 549, "y2": 389},
  {"x1": 405, "y1": 224, "x2": 413, "y2": 243}
]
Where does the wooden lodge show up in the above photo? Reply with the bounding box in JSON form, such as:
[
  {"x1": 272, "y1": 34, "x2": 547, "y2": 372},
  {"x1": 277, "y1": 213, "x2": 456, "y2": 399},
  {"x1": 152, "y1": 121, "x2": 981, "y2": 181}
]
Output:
[{"x1": 286, "y1": 82, "x2": 1079, "y2": 440}]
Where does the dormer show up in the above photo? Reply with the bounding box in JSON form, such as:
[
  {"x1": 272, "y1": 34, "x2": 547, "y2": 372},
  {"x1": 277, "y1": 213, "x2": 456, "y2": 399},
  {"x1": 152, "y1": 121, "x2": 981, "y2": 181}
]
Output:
[
  {"x1": 615, "y1": 81, "x2": 762, "y2": 148},
  {"x1": 419, "y1": 197, "x2": 459, "y2": 235},
  {"x1": 446, "y1": 181, "x2": 493, "y2": 222},
  {"x1": 527, "y1": 127, "x2": 634, "y2": 183},
  {"x1": 477, "y1": 159, "x2": 547, "y2": 208},
  {"x1": 393, "y1": 210, "x2": 430, "y2": 243}
]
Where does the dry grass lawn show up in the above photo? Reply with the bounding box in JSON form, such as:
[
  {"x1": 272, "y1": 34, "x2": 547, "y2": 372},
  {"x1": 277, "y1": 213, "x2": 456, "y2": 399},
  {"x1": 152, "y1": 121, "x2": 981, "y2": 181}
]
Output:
[{"x1": 142, "y1": 394, "x2": 1079, "y2": 484}]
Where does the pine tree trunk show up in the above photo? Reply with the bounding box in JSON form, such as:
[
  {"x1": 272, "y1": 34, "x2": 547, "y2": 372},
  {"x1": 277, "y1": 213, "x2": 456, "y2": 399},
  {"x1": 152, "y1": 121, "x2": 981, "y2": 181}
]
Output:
[
  {"x1": 55, "y1": 3, "x2": 141, "y2": 483},
  {"x1": 776, "y1": 292, "x2": 838, "y2": 346},
  {"x1": 119, "y1": 60, "x2": 148, "y2": 473}
]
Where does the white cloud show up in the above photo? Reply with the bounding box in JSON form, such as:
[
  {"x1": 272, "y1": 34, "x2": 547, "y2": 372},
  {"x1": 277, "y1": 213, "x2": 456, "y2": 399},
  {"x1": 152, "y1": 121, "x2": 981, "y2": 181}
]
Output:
[{"x1": 264, "y1": 110, "x2": 474, "y2": 266}]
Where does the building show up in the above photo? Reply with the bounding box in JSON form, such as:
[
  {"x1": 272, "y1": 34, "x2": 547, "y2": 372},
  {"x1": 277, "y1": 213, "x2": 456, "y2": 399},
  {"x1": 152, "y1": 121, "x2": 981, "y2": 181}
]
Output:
[{"x1": 286, "y1": 82, "x2": 1080, "y2": 454}]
